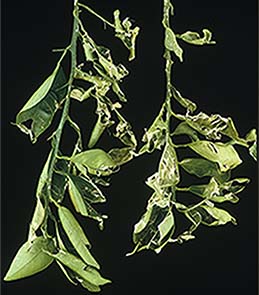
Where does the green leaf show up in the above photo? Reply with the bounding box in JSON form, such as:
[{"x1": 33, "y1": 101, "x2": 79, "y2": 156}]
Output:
[
  {"x1": 164, "y1": 27, "x2": 183, "y2": 62},
  {"x1": 88, "y1": 101, "x2": 114, "y2": 148},
  {"x1": 191, "y1": 205, "x2": 237, "y2": 226},
  {"x1": 130, "y1": 196, "x2": 175, "y2": 254},
  {"x1": 28, "y1": 198, "x2": 45, "y2": 242},
  {"x1": 67, "y1": 177, "x2": 106, "y2": 229},
  {"x1": 188, "y1": 141, "x2": 242, "y2": 172},
  {"x1": 114, "y1": 119, "x2": 137, "y2": 148},
  {"x1": 249, "y1": 140, "x2": 257, "y2": 161},
  {"x1": 171, "y1": 86, "x2": 197, "y2": 113},
  {"x1": 177, "y1": 29, "x2": 216, "y2": 45},
  {"x1": 4, "y1": 237, "x2": 54, "y2": 281},
  {"x1": 179, "y1": 158, "x2": 230, "y2": 183},
  {"x1": 139, "y1": 107, "x2": 167, "y2": 154},
  {"x1": 16, "y1": 65, "x2": 67, "y2": 142},
  {"x1": 72, "y1": 149, "x2": 118, "y2": 176},
  {"x1": 184, "y1": 112, "x2": 247, "y2": 145},
  {"x1": 158, "y1": 138, "x2": 180, "y2": 186},
  {"x1": 68, "y1": 174, "x2": 106, "y2": 204},
  {"x1": 172, "y1": 122, "x2": 199, "y2": 142},
  {"x1": 49, "y1": 250, "x2": 111, "y2": 287},
  {"x1": 108, "y1": 147, "x2": 134, "y2": 166},
  {"x1": 58, "y1": 206, "x2": 100, "y2": 269},
  {"x1": 114, "y1": 10, "x2": 140, "y2": 61}
]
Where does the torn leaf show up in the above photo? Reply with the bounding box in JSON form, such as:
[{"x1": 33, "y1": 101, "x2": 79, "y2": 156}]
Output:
[{"x1": 114, "y1": 10, "x2": 140, "y2": 61}]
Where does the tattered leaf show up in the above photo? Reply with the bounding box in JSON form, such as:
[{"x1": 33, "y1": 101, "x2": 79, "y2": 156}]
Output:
[
  {"x1": 58, "y1": 206, "x2": 100, "y2": 269},
  {"x1": 4, "y1": 237, "x2": 54, "y2": 281},
  {"x1": 114, "y1": 119, "x2": 137, "y2": 148},
  {"x1": 108, "y1": 147, "x2": 134, "y2": 166},
  {"x1": 16, "y1": 66, "x2": 67, "y2": 142},
  {"x1": 188, "y1": 141, "x2": 242, "y2": 172},
  {"x1": 114, "y1": 9, "x2": 140, "y2": 61}
]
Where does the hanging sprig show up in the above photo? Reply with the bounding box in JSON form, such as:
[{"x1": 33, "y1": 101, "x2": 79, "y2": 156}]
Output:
[
  {"x1": 129, "y1": 0, "x2": 257, "y2": 255},
  {"x1": 5, "y1": 1, "x2": 139, "y2": 292}
]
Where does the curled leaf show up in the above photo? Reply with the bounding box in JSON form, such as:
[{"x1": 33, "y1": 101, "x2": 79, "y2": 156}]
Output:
[
  {"x1": 177, "y1": 29, "x2": 216, "y2": 45},
  {"x1": 16, "y1": 65, "x2": 67, "y2": 143}
]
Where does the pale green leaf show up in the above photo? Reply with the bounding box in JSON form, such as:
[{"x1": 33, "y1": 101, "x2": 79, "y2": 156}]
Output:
[
  {"x1": 72, "y1": 149, "x2": 118, "y2": 176},
  {"x1": 171, "y1": 86, "x2": 197, "y2": 113},
  {"x1": 28, "y1": 198, "x2": 45, "y2": 242},
  {"x1": 188, "y1": 141, "x2": 242, "y2": 172},
  {"x1": 114, "y1": 9, "x2": 140, "y2": 61},
  {"x1": 179, "y1": 158, "x2": 230, "y2": 183},
  {"x1": 164, "y1": 27, "x2": 183, "y2": 62},
  {"x1": 177, "y1": 29, "x2": 216, "y2": 45},
  {"x1": 4, "y1": 237, "x2": 54, "y2": 281}
]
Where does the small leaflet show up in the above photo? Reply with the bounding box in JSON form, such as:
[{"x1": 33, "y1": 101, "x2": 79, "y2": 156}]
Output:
[{"x1": 177, "y1": 29, "x2": 216, "y2": 46}]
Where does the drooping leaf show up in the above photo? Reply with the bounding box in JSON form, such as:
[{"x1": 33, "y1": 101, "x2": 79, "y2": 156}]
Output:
[
  {"x1": 188, "y1": 140, "x2": 242, "y2": 172},
  {"x1": 179, "y1": 158, "x2": 230, "y2": 183},
  {"x1": 49, "y1": 250, "x2": 111, "y2": 287},
  {"x1": 4, "y1": 237, "x2": 54, "y2": 281},
  {"x1": 172, "y1": 122, "x2": 199, "y2": 142},
  {"x1": 28, "y1": 198, "x2": 45, "y2": 242},
  {"x1": 158, "y1": 138, "x2": 180, "y2": 186},
  {"x1": 58, "y1": 206, "x2": 100, "y2": 269},
  {"x1": 164, "y1": 27, "x2": 183, "y2": 62},
  {"x1": 171, "y1": 86, "x2": 197, "y2": 113},
  {"x1": 177, "y1": 29, "x2": 216, "y2": 45},
  {"x1": 108, "y1": 147, "x2": 134, "y2": 166},
  {"x1": 71, "y1": 149, "x2": 118, "y2": 176},
  {"x1": 113, "y1": 9, "x2": 140, "y2": 61},
  {"x1": 88, "y1": 100, "x2": 114, "y2": 148},
  {"x1": 190, "y1": 205, "x2": 237, "y2": 226},
  {"x1": 67, "y1": 177, "x2": 106, "y2": 229},
  {"x1": 67, "y1": 174, "x2": 106, "y2": 204},
  {"x1": 139, "y1": 107, "x2": 167, "y2": 154},
  {"x1": 130, "y1": 196, "x2": 175, "y2": 254},
  {"x1": 16, "y1": 65, "x2": 67, "y2": 142}
]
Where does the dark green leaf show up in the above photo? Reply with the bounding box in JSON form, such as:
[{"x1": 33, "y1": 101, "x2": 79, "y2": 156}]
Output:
[
  {"x1": 4, "y1": 237, "x2": 54, "y2": 281},
  {"x1": 172, "y1": 122, "x2": 199, "y2": 141},
  {"x1": 16, "y1": 66, "x2": 67, "y2": 143}
]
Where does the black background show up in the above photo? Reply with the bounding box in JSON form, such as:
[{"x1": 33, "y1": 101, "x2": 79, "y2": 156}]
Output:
[{"x1": 2, "y1": 0, "x2": 258, "y2": 295}]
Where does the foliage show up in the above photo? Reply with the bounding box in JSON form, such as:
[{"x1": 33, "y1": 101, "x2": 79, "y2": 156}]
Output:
[{"x1": 5, "y1": 0, "x2": 257, "y2": 292}]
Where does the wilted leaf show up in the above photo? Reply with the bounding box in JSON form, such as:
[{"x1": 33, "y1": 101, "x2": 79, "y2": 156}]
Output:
[
  {"x1": 179, "y1": 158, "x2": 230, "y2": 183},
  {"x1": 114, "y1": 119, "x2": 137, "y2": 148},
  {"x1": 164, "y1": 27, "x2": 183, "y2": 62},
  {"x1": 188, "y1": 140, "x2": 242, "y2": 172},
  {"x1": 16, "y1": 65, "x2": 67, "y2": 142},
  {"x1": 177, "y1": 29, "x2": 216, "y2": 45},
  {"x1": 49, "y1": 250, "x2": 111, "y2": 288},
  {"x1": 129, "y1": 196, "x2": 175, "y2": 254},
  {"x1": 171, "y1": 86, "x2": 197, "y2": 113},
  {"x1": 158, "y1": 138, "x2": 180, "y2": 186},
  {"x1": 58, "y1": 206, "x2": 100, "y2": 269},
  {"x1": 114, "y1": 9, "x2": 140, "y2": 61},
  {"x1": 72, "y1": 149, "x2": 118, "y2": 176},
  {"x1": 108, "y1": 147, "x2": 134, "y2": 166},
  {"x1": 4, "y1": 237, "x2": 54, "y2": 281}
]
